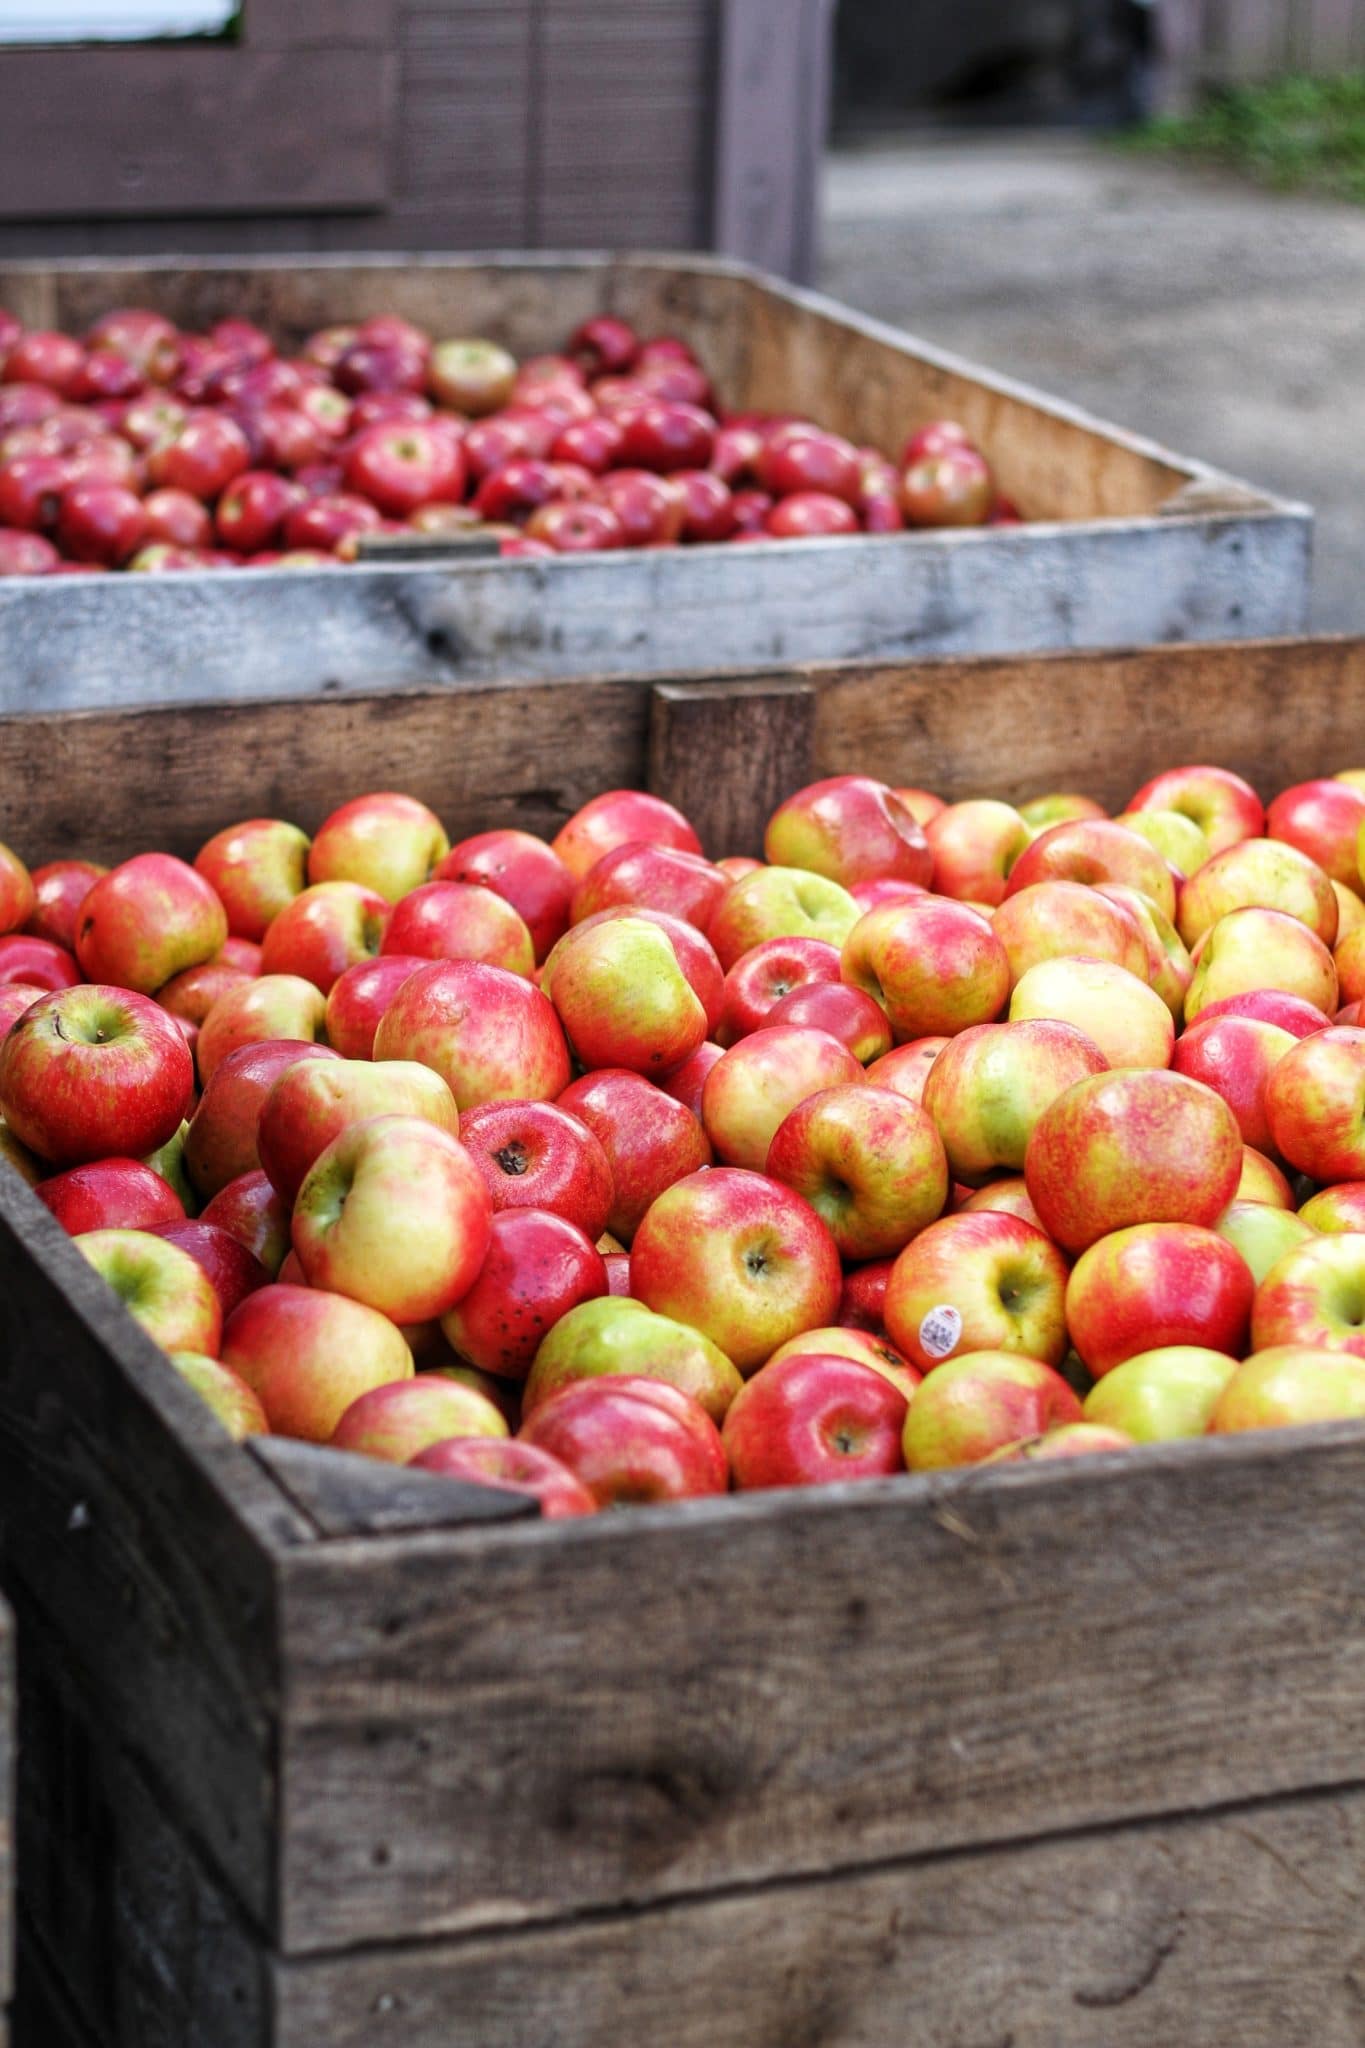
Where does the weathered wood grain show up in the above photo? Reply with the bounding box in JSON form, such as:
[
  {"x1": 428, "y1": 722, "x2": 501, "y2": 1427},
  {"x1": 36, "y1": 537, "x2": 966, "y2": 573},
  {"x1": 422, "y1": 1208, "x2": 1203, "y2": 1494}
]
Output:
[
  {"x1": 0, "y1": 51, "x2": 394, "y2": 219},
  {"x1": 714, "y1": 0, "x2": 835, "y2": 283},
  {"x1": 0, "y1": 1169, "x2": 308, "y2": 1932},
  {"x1": 274, "y1": 1421, "x2": 1365, "y2": 1950},
  {"x1": 251, "y1": 1441, "x2": 535, "y2": 1539},
  {"x1": 647, "y1": 678, "x2": 816, "y2": 857},
  {"x1": 0, "y1": 677, "x2": 650, "y2": 866}
]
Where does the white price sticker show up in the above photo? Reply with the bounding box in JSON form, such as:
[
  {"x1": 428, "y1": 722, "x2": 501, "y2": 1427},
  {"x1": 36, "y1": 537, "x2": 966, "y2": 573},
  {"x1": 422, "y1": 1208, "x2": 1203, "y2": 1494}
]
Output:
[{"x1": 918, "y1": 1304, "x2": 962, "y2": 1361}]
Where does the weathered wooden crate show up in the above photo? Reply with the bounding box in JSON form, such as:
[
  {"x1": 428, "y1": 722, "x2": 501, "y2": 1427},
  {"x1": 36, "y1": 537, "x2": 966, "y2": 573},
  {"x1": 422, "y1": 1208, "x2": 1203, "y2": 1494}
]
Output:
[
  {"x1": 3, "y1": 633, "x2": 1365, "y2": 2047},
  {"x1": 0, "y1": 254, "x2": 1311, "y2": 714}
]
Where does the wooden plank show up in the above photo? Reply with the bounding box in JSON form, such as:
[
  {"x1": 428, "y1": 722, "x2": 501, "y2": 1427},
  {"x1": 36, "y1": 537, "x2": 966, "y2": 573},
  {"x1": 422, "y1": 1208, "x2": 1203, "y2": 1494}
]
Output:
[
  {"x1": 0, "y1": 509, "x2": 1311, "y2": 713},
  {"x1": 248, "y1": 0, "x2": 398, "y2": 47},
  {"x1": 647, "y1": 678, "x2": 816, "y2": 857},
  {"x1": 0, "y1": 1169, "x2": 310, "y2": 1934},
  {"x1": 0, "y1": 677, "x2": 652, "y2": 867},
  {"x1": 714, "y1": 0, "x2": 835, "y2": 281},
  {"x1": 250, "y1": 1441, "x2": 535, "y2": 1538},
  {"x1": 268, "y1": 1782, "x2": 1365, "y2": 2047},
  {"x1": 274, "y1": 1420, "x2": 1365, "y2": 1949},
  {"x1": 0, "y1": 50, "x2": 395, "y2": 218},
  {"x1": 390, "y1": 1, "x2": 533, "y2": 243}
]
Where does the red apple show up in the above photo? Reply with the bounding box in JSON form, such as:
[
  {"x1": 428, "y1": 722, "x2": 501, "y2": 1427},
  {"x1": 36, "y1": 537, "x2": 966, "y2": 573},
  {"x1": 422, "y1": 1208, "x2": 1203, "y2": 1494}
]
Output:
[
  {"x1": 551, "y1": 789, "x2": 701, "y2": 880},
  {"x1": 222, "y1": 1283, "x2": 413, "y2": 1441},
  {"x1": 885, "y1": 1209, "x2": 1070, "y2": 1370},
  {"x1": 1125, "y1": 764, "x2": 1264, "y2": 856},
  {"x1": 373, "y1": 958, "x2": 571, "y2": 1109},
  {"x1": 842, "y1": 898, "x2": 1010, "y2": 1042},
  {"x1": 0, "y1": 934, "x2": 80, "y2": 991},
  {"x1": 381, "y1": 880, "x2": 534, "y2": 976},
  {"x1": 147, "y1": 412, "x2": 250, "y2": 500},
  {"x1": 546, "y1": 915, "x2": 707, "y2": 1076},
  {"x1": 435, "y1": 829, "x2": 574, "y2": 963},
  {"x1": 308, "y1": 792, "x2": 449, "y2": 904},
  {"x1": 0, "y1": 984, "x2": 192, "y2": 1165},
  {"x1": 658, "y1": 1040, "x2": 724, "y2": 1121},
  {"x1": 702, "y1": 1025, "x2": 862, "y2": 1171},
  {"x1": 257, "y1": 1054, "x2": 460, "y2": 1205},
  {"x1": 184, "y1": 1039, "x2": 339, "y2": 1199},
  {"x1": 1264, "y1": 1026, "x2": 1365, "y2": 1181},
  {"x1": 409, "y1": 1435, "x2": 595, "y2": 1516},
  {"x1": 148, "y1": 1217, "x2": 269, "y2": 1322},
  {"x1": 1251, "y1": 1231, "x2": 1365, "y2": 1359},
  {"x1": 36, "y1": 1157, "x2": 184, "y2": 1235},
  {"x1": 200, "y1": 1169, "x2": 291, "y2": 1277},
  {"x1": 901, "y1": 448, "x2": 993, "y2": 527},
  {"x1": 258, "y1": 881, "x2": 389, "y2": 994},
  {"x1": 75, "y1": 853, "x2": 226, "y2": 994},
  {"x1": 518, "y1": 1375, "x2": 728, "y2": 1505},
  {"x1": 591, "y1": 469, "x2": 686, "y2": 547},
  {"x1": 723, "y1": 1352, "x2": 906, "y2": 1488},
  {"x1": 1065, "y1": 1222, "x2": 1254, "y2": 1377},
  {"x1": 717, "y1": 936, "x2": 842, "y2": 1046},
  {"x1": 194, "y1": 816, "x2": 310, "y2": 941},
  {"x1": 196, "y1": 973, "x2": 328, "y2": 1084},
  {"x1": 767, "y1": 776, "x2": 932, "y2": 891},
  {"x1": 457, "y1": 1099, "x2": 613, "y2": 1240},
  {"x1": 902, "y1": 1349, "x2": 1082, "y2": 1468},
  {"x1": 558, "y1": 1068, "x2": 712, "y2": 1242},
  {"x1": 24, "y1": 859, "x2": 104, "y2": 950},
  {"x1": 441, "y1": 1206, "x2": 607, "y2": 1379},
  {"x1": 766, "y1": 1080, "x2": 948, "y2": 1260},
  {"x1": 323, "y1": 954, "x2": 426, "y2": 1060},
  {"x1": 344, "y1": 419, "x2": 466, "y2": 518},
  {"x1": 757, "y1": 423, "x2": 860, "y2": 504}
]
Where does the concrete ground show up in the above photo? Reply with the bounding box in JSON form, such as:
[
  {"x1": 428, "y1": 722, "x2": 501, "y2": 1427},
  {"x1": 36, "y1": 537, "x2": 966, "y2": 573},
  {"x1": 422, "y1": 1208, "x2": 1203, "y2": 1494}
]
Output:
[{"x1": 819, "y1": 135, "x2": 1365, "y2": 629}]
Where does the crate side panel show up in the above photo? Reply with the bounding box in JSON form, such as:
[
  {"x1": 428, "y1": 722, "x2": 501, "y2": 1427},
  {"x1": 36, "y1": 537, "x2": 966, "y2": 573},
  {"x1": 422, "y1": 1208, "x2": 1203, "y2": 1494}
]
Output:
[{"x1": 276, "y1": 1425, "x2": 1365, "y2": 1948}]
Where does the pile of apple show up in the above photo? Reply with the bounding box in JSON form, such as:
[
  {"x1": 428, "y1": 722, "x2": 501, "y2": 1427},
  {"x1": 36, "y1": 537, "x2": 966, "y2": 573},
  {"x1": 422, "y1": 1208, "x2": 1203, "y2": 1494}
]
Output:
[
  {"x1": 0, "y1": 302, "x2": 1013, "y2": 577},
  {"x1": 4, "y1": 759, "x2": 1365, "y2": 1519}
]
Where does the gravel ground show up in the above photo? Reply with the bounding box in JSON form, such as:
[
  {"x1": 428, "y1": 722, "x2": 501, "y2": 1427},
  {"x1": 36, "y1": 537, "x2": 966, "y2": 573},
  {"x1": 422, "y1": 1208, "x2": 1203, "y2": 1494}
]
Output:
[{"x1": 819, "y1": 134, "x2": 1365, "y2": 629}]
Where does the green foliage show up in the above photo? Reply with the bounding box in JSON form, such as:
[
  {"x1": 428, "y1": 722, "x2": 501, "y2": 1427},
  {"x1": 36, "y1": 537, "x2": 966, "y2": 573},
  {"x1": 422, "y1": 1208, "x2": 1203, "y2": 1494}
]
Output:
[{"x1": 1128, "y1": 73, "x2": 1365, "y2": 205}]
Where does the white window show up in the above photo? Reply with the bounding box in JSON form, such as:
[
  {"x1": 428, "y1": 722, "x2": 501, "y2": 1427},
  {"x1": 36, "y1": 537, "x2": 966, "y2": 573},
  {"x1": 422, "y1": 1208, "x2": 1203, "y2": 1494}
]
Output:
[{"x1": 0, "y1": 2, "x2": 238, "y2": 41}]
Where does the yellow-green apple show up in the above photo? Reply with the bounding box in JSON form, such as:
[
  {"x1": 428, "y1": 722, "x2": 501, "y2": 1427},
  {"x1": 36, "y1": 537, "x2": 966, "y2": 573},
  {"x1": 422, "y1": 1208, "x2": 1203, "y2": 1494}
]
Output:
[
  {"x1": 1214, "y1": 1199, "x2": 1314, "y2": 1284},
  {"x1": 1209, "y1": 1345, "x2": 1365, "y2": 1432},
  {"x1": 0, "y1": 984, "x2": 193, "y2": 1165},
  {"x1": 258, "y1": 881, "x2": 390, "y2": 994},
  {"x1": 1094, "y1": 883, "x2": 1192, "y2": 1017},
  {"x1": 896, "y1": 786, "x2": 946, "y2": 826},
  {"x1": 884, "y1": 1210, "x2": 1069, "y2": 1370},
  {"x1": 841, "y1": 898, "x2": 1010, "y2": 1042},
  {"x1": 323, "y1": 954, "x2": 425, "y2": 1059},
  {"x1": 1064, "y1": 1222, "x2": 1253, "y2": 1376},
  {"x1": 0, "y1": 935, "x2": 80, "y2": 991},
  {"x1": 1083, "y1": 1344, "x2": 1237, "y2": 1439},
  {"x1": 201, "y1": 1169, "x2": 291, "y2": 1275},
  {"x1": 722, "y1": 1352, "x2": 906, "y2": 1488},
  {"x1": 1173, "y1": 1012, "x2": 1295, "y2": 1154},
  {"x1": 1267, "y1": 778, "x2": 1365, "y2": 888},
  {"x1": 196, "y1": 972, "x2": 328, "y2": 1083},
  {"x1": 1337, "y1": 923, "x2": 1365, "y2": 1006},
  {"x1": 519, "y1": 1374, "x2": 729, "y2": 1504},
  {"x1": 631, "y1": 1167, "x2": 842, "y2": 1373},
  {"x1": 1177, "y1": 837, "x2": 1337, "y2": 948},
  {"x1": 1341, "y1": 770, "x2": 1365, "y2": 791},
  {"x1": 760, "y1": 979, "x2": 892, "y2": 1064},
  {"x1": 960, "y1": 1178, "x2": 1046, "y2": 1229},
  {"x1": 381, "y1": 880, "x2": 534, "y2": 977},
  {"x1": 293, "y1": 1114, "x2": 492, "y2": 1321},
  {"x1": 1193, "y1": 989, "x2": 1332, "y2": 1038},
  {"x1": 921, "y1": 1018, "x2": 1108, "y2": 1182},
  {"x1": 148, "y1": 1217, "x2": 269, "y2": 1322},
  {"x1": 1009, "y1": 957, "x2": 1173, "y2": 1070},
  {"x1": 76, "y1": 1228, "x2": 222, "y2": 1355},
  {"x1": 716, "y1": 936, "x2": 841, "y2": 1045},
  {"x1": 413, "y1": 1436, "x2": 595, "y2": 1515},
  {"x1": 330, "y1": 1372, "x2": 506, "y2": 1461},
  {"x1": 158, "y1": 959, "x2": 253, "y2": 1029},
  {"x1": 1024, "y1": 1068, "x2": 1242, "y2": 1252},
  {"x1": 142, "y1": 1118, "x2": 195, "y2": 1213},
  {"x1": 441, "y1": 1207, "x2": 606, "y2": 1378},
  {"x1": 223, "y1": 1282, "x2": 414, "y2": 1441},
  {"x1": 457, "y1": 1099, "x2": 613, "y2": 1239},
  {"x1": 558, "y1": 1068, "x2": 710, "y2": 1241},
  {"x1": 765, "y1": 1081, "x2": 948, "y2": 1260},
  {"x1": 701, "y1": 1025, "x2": 861, "y2": 1171},
  {"x1": 1018, "y1": 793, "x2": 1106, "y2": 829},
  {"x1": 708, "y1": 866, "x2": 861, "y2": 972},
  {"x1": 0, "y1": 842, "x2": 34, "y2": 932},
  {"x1": 1265, "y1": 1026, "x2": 1365, "y2": 1180},
  {"x1": 1005, "y1": 817, "x2": 1176, "y2": 921},
  {"x1": 901, "y1": 1349, "x2": 1082, "y2": 1469},
  {"x1": 36, "y1": 1158, "x2": 183, "y2": 1234},
  {"x1": 570, "y1": 840, "x2": 728, "y2": 932},
  {"x1": 435, "y1": 829, "x2": 574, "y2": 963},
  {"x1": 924, "y1": 799, "x2": 1032, "y2": 907},
  {"x1": 545, "y1": 915, "x2": 707, "y2": 1076},
  {"x1": 1251, "y1": 1231, "x2": 1365, "y2": 1357},
  {"x1": 185, "y1": 1040, "x2": 339, "y2": 1198},
  {"x1": 551, "y1": 790, "x2": 702, "y2": 880},
  {"x1": 522, "y1": 1294, "x2": 741, "y2": 1422},
  {"x1": 193, "y1": 818, "x2": 311, "y2": 940},
  {"x1": 1183, "y1": 907, "x2": 1338, "y2": 1022},
  {"x1": 553, "y1": 907, "x2": 724, "y2": 1036},
  {"x1": 25, "y1": 857, "x2": 104, "y2": 951},
  {"x1": 983, "y1": 1422, "x2": 1134, "y2": 1461},
  {"x1": 764, "y1": 1324, "x2": 921, "y2": 1401},
  {"x1": 1114, "y1": 806, "x2": 1210, "y2": 876},
  {"x1": 991, "y1": 880, "x2": 1149, "y2": 985},
  {"x1": 865, "y1": 1036, "x2": 947, "y2": 1106},
  {"x1": 428, "y1": 336, "x2": 518, "y2": 412},
  {"x1": 373, "y1": 959, "x2": 571, "y2": 1108},
  {"x1": 1299, "y1": 1182, "x2": 1365, "y2": 1232},
  {"x1": 1333, "y1": 882, "x2": 1365, "y2": 940},
  {"x1": 764, "y1": 775, "x2": 932, "y2": 888},
  {"x1": 169, "y1": 1350, "x2": 268, "y2": 1439},
  {"x1": 75, "y1": 853, "x2": 227, "y2": 993},
  {"x1": 306, "y1": 792, "x2": 449, "y2": 902},
  {"x1": 1237, "y1": 1146, "x2": 1293, "y2": 1206},
  {"x1": 257, "y1": 1055, "x2": 460, "y2": 1204},
  {"x1": 1125, "y1": 764, "x2": 1264, "y2": 855}
]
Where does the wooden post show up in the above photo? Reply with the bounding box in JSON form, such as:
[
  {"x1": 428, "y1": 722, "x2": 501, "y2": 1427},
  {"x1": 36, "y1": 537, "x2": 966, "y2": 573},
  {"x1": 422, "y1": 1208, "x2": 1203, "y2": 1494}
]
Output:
[
  {"x1": 713, "y1": 0, "x2": 835, "y2": 281},
  {"x1": 647, "y1": 678, "x2": 816, "y2": 858},
  {"x1": 1151, "y1": 0, "x2": 1209, "y2": 114}
]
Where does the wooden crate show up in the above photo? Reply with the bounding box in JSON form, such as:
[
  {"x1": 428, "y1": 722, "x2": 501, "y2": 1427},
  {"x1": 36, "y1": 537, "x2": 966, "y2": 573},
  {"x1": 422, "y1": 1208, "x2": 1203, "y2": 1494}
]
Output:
[
  {"x1": 0, "y1": 0, "x2": 832, "y2": 283},
  {"x1": 0, "y1": 254, "x2": 1310, "y2": 714},
  {"x1": 3, "y1": 633, "x2": 1365, "y2": 2047}
]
